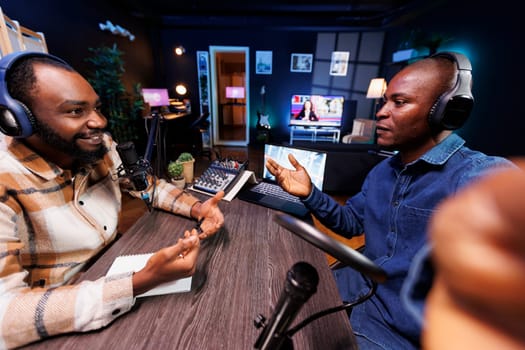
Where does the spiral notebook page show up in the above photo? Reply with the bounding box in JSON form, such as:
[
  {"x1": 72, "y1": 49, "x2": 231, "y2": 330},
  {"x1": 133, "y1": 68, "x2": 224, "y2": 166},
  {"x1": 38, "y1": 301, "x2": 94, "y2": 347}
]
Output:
[{"x1": 106, "y1": 253, "x2": 192, "y2": 298}]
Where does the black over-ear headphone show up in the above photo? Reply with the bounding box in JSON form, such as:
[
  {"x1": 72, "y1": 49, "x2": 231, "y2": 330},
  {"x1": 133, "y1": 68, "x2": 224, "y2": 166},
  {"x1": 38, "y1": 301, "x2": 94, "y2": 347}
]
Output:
[
  {"x1": 427, "y1": 51, "x2": 474, "y2": 130},
  {"x1": 0, "y1": 51, "x2": 68, "y2": 138}
]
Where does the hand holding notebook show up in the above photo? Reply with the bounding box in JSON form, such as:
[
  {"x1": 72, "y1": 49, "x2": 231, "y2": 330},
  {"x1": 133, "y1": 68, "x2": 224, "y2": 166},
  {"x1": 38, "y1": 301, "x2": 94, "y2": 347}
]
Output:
[{"x1": 107, "y1": 253, "x2": 192, "y2": 298}]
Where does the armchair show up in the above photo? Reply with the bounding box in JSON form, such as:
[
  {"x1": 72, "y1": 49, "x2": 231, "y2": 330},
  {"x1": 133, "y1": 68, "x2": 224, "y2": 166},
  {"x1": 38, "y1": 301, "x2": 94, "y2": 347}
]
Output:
[{"x1": 342, "y1": 118, "x2": 376, "y2": 144}]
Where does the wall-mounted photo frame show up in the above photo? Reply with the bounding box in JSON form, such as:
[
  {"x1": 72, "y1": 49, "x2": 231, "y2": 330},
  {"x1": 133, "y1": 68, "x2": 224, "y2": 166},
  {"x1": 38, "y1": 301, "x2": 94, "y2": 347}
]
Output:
[
  {"x1": 329, "y1": 51, "x2": 350, "y2": 76},
  {"x1": 290, "y1": 53, "x2": 313, "y2": 73},
  {"x1": 256, "y1": 50, "x2": 272, "y2": 75}
]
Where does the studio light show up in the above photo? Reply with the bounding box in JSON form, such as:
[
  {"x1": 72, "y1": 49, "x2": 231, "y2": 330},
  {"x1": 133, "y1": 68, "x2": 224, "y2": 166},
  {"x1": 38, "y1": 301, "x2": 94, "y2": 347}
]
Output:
[
  {"x1": 175, "y1": 84, "x2": 187, "y2": 96},
  {"x1": 174, "y1": 46, "x2": 186, "y2": 56}
]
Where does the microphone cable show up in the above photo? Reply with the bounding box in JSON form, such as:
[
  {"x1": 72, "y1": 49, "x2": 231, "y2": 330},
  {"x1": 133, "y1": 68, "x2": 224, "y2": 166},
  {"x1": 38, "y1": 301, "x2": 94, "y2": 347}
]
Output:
[{"x1": 285, "y1": 278, "x2": 377, "y2": 338}]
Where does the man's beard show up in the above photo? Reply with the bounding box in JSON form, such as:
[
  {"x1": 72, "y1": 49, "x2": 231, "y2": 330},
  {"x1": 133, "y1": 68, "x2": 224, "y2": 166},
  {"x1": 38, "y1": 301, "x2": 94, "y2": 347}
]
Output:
[{"x1": 34, "y1": 120, "x2": 108, "y2": 165}]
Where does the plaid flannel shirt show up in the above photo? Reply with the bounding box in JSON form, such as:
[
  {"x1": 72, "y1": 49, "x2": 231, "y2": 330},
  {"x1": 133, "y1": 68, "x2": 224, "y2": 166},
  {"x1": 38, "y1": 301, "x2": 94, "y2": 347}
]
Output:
[{"x1": 0, "y1": 133, "x2": 199, "y2": 349}]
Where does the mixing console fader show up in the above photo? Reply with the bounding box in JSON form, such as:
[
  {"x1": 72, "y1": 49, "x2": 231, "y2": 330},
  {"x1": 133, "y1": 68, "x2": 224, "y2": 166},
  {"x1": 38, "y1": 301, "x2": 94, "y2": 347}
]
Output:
[{"x1": 193, "y1": 159, "x2": 248, "y2": 194}]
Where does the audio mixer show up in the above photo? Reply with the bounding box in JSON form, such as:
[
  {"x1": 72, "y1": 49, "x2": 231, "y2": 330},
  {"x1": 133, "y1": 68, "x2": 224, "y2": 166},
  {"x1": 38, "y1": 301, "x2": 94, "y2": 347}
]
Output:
[{"x1": 193, "y1": 159, "x2": 248, "y2": 194}]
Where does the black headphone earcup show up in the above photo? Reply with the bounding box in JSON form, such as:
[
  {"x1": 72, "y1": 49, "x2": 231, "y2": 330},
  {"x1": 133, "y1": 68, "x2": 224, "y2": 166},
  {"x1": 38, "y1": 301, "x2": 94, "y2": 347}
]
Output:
[
  {"x1": 428, "y1": 84, "x2": 474, "y2": 131},
  {"x1": 439, "y1": 94, "x2": 473, "y2": 130},
  {"x1": 427, "y1": 52, "x2": 474, "y2": 131}
]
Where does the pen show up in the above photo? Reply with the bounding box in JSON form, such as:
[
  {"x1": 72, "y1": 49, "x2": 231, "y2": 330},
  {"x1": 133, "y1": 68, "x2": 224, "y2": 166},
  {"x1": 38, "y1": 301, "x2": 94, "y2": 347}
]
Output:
[{"x1": 194, "y1": 218, "x2": 204, "y2": 233}]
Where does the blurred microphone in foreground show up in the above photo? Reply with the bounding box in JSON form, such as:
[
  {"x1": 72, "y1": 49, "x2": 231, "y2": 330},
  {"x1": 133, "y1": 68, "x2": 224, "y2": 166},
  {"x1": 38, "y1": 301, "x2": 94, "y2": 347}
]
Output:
[{"x1": 254, "y1": 261, "x2": 319, "y2": 350}]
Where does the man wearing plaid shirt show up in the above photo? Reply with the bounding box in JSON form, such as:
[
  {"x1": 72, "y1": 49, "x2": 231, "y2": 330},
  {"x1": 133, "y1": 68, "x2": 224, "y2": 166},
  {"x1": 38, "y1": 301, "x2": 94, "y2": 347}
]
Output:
[{"x1": 0, "y1": 52, "x2": 224, "y2": 349}]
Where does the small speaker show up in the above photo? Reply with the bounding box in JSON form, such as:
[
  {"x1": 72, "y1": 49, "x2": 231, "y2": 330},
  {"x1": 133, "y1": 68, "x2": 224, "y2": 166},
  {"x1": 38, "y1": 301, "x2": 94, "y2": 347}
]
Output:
[
  {"x1": 427, "y1": 52, "x2": 474, "y2": 130},
  {"x1": 0, "y1": 51, "x2": 68, "y2": 138}
]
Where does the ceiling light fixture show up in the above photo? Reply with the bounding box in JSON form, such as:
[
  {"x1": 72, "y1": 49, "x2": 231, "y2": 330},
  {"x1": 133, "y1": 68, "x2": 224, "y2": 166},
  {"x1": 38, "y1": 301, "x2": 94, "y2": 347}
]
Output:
[{"x1": 174, "y1": 46, "x2": 186, "y2": 56}]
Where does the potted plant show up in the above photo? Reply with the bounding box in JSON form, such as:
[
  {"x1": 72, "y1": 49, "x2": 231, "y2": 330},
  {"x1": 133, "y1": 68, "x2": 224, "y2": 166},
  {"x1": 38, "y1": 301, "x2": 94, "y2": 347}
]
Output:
[
  {"x1": 177, "y1": 152, "x2": 195, "y2": 183},
  {"x1": 167, "y1": 161, "x2": 186, "y2": 189}
]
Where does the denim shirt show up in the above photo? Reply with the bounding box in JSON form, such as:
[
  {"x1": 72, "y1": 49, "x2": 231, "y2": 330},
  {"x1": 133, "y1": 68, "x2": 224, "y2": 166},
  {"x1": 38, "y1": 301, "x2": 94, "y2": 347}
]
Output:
[{"x1": 303, "y1": 133, "x2": 513, "y2": 349}]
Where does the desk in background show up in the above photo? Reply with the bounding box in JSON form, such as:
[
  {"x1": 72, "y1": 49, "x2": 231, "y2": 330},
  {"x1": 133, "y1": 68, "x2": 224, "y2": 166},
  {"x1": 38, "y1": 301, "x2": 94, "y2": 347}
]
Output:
[{"x1": 24, "y1": 197, "x2": 356, "y2": 349}]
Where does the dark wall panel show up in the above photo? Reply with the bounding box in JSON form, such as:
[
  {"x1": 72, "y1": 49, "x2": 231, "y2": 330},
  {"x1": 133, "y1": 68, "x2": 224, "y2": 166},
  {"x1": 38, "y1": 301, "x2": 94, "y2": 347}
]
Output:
[{"x1": 2, "y1": 0, "x2": 522, "y2": 157}]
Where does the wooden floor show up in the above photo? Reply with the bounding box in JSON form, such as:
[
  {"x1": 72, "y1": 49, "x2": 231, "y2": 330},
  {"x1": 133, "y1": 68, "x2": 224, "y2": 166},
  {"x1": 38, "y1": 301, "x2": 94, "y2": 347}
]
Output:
[{"x1": 119, "y1": 143, "x2": 364, "y2": 266}]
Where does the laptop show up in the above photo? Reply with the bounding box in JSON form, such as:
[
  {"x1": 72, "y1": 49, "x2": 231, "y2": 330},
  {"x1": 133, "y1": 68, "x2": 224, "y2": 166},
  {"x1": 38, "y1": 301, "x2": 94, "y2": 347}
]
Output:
[{"x1": 237, "y1": 144, "x2": 327, "y2": 218}]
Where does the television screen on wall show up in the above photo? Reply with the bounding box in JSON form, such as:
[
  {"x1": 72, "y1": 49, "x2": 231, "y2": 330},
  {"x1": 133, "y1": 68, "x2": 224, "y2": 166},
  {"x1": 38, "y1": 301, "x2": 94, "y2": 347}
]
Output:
[{"x1": 289, "y1": 94, "x2": 345, "y2": 127}]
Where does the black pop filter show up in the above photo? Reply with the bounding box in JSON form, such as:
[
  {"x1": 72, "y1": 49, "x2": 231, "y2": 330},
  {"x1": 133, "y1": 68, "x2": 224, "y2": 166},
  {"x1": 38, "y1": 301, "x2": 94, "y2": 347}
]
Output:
[{"x1": 274, "y1": 213, "x2": 387, "y2": 283}]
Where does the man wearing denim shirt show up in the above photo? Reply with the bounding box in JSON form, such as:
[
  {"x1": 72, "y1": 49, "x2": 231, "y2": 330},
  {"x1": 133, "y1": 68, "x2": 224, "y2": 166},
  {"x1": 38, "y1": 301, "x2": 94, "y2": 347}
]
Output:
[{"x1": 266, "y1": 52, "x2": 514, "y2": 349}]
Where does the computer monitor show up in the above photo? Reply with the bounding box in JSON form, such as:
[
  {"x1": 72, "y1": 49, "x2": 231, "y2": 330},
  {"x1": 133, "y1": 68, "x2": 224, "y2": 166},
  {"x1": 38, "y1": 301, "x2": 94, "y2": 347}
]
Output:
[
  {"x1": 289, "y1": 94, "x2": 345, "y2": 127},
  {"x1": 141, "y1": 88, "x2": 170, "y2": 107}
]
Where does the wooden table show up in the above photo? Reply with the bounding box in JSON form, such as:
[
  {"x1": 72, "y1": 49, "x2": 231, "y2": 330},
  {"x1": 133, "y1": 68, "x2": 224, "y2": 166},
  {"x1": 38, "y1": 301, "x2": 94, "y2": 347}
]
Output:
[{"x1": 24, "y1": 196, "x2": 356, "y2": 349}]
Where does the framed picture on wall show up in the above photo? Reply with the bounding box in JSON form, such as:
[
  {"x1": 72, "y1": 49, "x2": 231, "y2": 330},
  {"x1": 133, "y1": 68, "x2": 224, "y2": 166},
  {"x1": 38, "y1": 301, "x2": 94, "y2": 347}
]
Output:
[
  {"x1": 329, "y1": 51, "x2": 350, "y2": 76},
  {"x1": 256, "y1": 50, "x2": 272, "y2": 75},
  {"x1": 290, "y1": 53, "x2": 313, "y2": 73}
]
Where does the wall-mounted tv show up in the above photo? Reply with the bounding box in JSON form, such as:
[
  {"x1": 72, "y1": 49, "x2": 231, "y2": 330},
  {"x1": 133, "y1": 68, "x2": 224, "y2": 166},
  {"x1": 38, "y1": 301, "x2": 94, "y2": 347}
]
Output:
[
  {"x1": 141, "y1": 88, "x2": 170, "y2": 107},
  {"x1": 225, "y1": 86, "x2": 245, "y2": 99},
  {"x1": 289, "y1": 94, "x2": 345, "y2": 127}
]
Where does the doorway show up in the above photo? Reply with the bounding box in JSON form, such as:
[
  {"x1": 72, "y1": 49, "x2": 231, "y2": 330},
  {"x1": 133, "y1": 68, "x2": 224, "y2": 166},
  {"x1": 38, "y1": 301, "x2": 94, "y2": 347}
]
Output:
[{"x1": 209, "y1": 46, "x2": 250, "y2": 146}]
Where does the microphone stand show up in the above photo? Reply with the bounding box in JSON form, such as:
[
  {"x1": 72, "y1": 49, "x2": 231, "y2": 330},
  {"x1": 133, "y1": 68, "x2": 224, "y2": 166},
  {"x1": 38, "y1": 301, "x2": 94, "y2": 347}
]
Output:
[
  {"x1": 144, "y1": 110, "x2": 162, "y2": 175},
  {"x1": 140, "y1": 110, "x2": 164, "y2": 211}
]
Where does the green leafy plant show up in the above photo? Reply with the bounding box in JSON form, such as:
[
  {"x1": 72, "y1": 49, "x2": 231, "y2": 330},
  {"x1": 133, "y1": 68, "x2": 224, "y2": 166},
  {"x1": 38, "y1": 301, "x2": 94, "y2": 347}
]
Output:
[
  {"x1": 85, "y1": 43, "x2": 144, "y2": 143},
  {"x1": 177, "y1": 152, "x2": 194, "y2": 162},
  {"x1": 167, "y1": 161, "x2": 184, "y2": 180}
]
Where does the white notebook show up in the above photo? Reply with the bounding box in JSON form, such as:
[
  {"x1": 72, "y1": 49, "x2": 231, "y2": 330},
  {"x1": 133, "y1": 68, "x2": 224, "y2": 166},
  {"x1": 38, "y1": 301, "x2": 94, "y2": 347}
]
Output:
[{"x1": 106, "y1": 253, "x2": 192, "y2": 298}]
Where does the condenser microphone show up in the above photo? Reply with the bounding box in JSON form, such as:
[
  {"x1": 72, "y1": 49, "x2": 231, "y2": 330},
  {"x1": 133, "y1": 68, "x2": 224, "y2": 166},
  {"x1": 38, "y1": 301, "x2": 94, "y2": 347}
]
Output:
[
  {"x1": 116, "y1": 141, "x2": 152, "y2": 209},
  {"x1": 117, "y1": 141, "x2": 149, "y2": 191},
  {"x1": 254, "y1": 261, "x2": 319, "y2": 350}
]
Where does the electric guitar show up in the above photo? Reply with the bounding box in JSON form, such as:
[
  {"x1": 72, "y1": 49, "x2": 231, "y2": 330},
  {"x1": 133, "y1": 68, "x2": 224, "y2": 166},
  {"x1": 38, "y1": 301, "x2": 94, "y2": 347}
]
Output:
[{"x1": 257, "y1": 85, "x2": 270, "y2": 129}]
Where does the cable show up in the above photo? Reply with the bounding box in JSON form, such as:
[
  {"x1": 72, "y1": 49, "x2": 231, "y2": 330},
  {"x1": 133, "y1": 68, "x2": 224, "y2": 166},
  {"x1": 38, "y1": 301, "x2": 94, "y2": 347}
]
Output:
[{"x1": 285, "y1": 279, "x2": 377, "y2": 337}]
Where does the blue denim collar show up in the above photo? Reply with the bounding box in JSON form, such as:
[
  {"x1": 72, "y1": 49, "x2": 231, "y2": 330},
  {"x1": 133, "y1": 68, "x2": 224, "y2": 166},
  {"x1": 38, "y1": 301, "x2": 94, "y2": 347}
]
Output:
[
  {"x1": 389, "y1": 133, "x2": 466, "y2": 170},
  {"x1": 420, "y1": 133, "x2": 466, "y2": 165}
]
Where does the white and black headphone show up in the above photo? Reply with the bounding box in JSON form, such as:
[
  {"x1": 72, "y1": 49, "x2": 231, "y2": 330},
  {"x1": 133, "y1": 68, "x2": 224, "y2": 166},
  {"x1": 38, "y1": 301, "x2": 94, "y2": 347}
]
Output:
[
  {"x1": 0, "y1": 51, "x2": 69, "y2": 138},
  {"x1": 427, "y1": 51, "x2": 474, "y2": 130}
]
